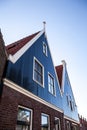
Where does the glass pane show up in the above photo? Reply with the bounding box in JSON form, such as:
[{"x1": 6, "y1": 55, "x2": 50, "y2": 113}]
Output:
[
  {"x1": 38, "y1": 65, "x2": 42, "y2": 74},
  {"x1": 34, "y1": 70, "x2": 38, "y2": 81},
  {"x1": 41, "y1": 114, "x2": 48, "y2": 127},
  {"x1": 43, "y1": 44, "x2": 46, "y2": 54},
  {"x1": 34, "y1": 59, "x2": 43, "y2": 85},
  {"x1": 35, "y1": 61, "x2": 38, "y2": 70},
  {"x1": 17, "y1": 108, "x2": 30, "y2": 123},
  {"x1": 38, "y1": 74, "x2": 42, "y2": 84}
]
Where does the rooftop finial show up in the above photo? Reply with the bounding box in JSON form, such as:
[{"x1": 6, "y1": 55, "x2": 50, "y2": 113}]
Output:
[
  {"x1": 43, "y1": 21, "x2": 46, "y2": 31},
  {"x1": 61, "y1": 60, "x2": 67, "y2": 67}
]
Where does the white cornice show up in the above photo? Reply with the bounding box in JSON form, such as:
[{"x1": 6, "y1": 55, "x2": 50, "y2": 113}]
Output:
[
  {"x1": 8, "y1": 30, "x2": 44, "y2": 63},
  {"x1": 64, "y1": 115, "x2": 80, "y2": 124},
  {"x1": 3, "y1": 78, "x2": 63, "y2": 113}
]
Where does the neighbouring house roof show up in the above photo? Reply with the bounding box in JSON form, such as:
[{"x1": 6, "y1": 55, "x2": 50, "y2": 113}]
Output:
[
  {"x1": 0, "y1": 30, "x2": 7, "y2": 82},
  {"x1": 55, "y1": 65, "x2": 63, "y2": 88},
  {"x1": 6, "y1": 31, "x2": 40, "y2": 55}
]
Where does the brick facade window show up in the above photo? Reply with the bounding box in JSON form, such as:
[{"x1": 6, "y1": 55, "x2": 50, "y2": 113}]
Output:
[
  {"x1": 66, "y1": 121, "x2": 71, "y2": 130},
  {"x1": 16, "y1": 106, "x2": 32, "y2": 130},
  {"x1": 41, "y1": 113, "x2": 50, "y2": 130},
  {"x1": 55, "y1": 117, "x2": 61, "y2": 130}
]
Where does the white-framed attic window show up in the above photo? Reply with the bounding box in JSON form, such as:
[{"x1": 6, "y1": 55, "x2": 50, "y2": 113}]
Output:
[
  {"x1": 43, "y1": 42, "x2": 47, "y2": 56},
  {"x1": 33, "y1": 57, "x2": 44, "y2": 87}
]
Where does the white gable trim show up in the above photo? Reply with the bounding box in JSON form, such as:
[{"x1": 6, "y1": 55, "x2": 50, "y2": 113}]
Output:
[
  {"x1": 8, "y1": 30, "x2": 44, "y2": 63},
  {"x1": 3, "y1": 78, "x2": 63, "y2": 113}
]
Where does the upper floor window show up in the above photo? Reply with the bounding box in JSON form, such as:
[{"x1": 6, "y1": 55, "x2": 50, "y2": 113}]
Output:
[
  {"x1": 43, "y1": 42, "x2": 47, "y2": 56},
  {"x1": 33, "y1": 57, "x2": 44, "y2": 87},
  {"x1": 48, "y1": 73, "x2": 55, "y2": 95},
  {"x1": 66, "y1": 94, "x2": 75, "y2": 111},
  {"x1": 16, "y1": 106, "x2": 32, "y2": 130},
  {"x1": 41, "y1": 113, "x2": 50, "y2": 130}
]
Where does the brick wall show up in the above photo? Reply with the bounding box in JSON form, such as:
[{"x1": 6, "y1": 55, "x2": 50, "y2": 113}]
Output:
[
  {"x1": 0, "y1": 85, "x2": 64, "y2": 130},
  {"x1": 79, "y1": 116, "x2": 87, "y2": 130}
]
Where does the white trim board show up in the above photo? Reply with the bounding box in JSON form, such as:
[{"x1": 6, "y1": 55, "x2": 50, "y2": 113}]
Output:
[
  {"x1": 3, "y1": 78, "x2": 63, "y2": 113},
  {"x1": 64, "y1": 115, "x2": 80, "y2": 124},
  {"x1": 8, "y1": 30, "x2": 44, "y2": 63}
]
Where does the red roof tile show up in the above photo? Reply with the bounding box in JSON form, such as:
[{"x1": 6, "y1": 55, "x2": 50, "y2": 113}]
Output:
[
  {"x1": 6, "y1": 31, "x2": 40, "y2": 55},
  {"x1": 55, "y1": 65, "x2": 63, "y2": 88}
]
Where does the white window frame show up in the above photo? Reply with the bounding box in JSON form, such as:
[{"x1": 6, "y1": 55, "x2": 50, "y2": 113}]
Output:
[
  {"x1": 33, "y1": 57, "x2": 44, "y2": 87},
  {"x1": 16, "y1": 105, "x2": 33, "y2": 130},
  {"x1": 41, "y1": 113, "x2": 50, "y2": 130},
  {"x1": 43, "y1": 42, "x2": 48, "y2": 56},
  {"x1": 48, "y1": 72, "x2": 56, "y2": 96},
  {"x1": 55, "y1": 117, "x2": 61, "y2": 130}
]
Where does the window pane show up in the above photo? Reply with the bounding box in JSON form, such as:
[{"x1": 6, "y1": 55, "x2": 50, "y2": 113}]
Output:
[
  {"x1": 48, "y1": 74, "x2": 55, "y2": 95},
  {"x1": 17, "y1": 108, "x2": 30, "y2": 122},
  {"x1": 34, "y1": 58, "x2": 43, "y2": 86},
  {"x1": 41, "y1": 114, "x2": 49, "y2": 130},
  {"x1": 43, "y1": 43, "x2": 47, "y2": 55},
  {"x1": 16, "y1": 107, "x2": 32, "y2": 130}
]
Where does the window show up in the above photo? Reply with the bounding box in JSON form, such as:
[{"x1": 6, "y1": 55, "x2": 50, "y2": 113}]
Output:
[
  {"x1": 16, "y1": 106, "x2": 32, "y2": 130},
  {"x1": 41, "y1": 113, "x2": 50, "y2": 130},
  {"x1": 48, "y1": 73, "x2": 55, "y2": 95},
  {"x1": 33, "y1": 57, "x2": 44, "y2": 86},
  {"x1": 66, "y1": 121, "x2": 71, "y2": 130},
  {"x1": 55, "y1": 117, "x2": 61, "y2": 130},
  {"x1": 43, "y1": 42, "x2": 47, "y2": 56},
  {"x1": 66, "y1": 94, "x2": 75, "y2": 111}
]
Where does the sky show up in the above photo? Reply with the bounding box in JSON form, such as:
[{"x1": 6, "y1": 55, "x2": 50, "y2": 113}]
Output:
[{"x1": 0, "y1": 0, "x2": 87, "y2": 118}]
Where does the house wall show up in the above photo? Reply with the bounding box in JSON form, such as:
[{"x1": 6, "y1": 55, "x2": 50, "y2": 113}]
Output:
[{"x1": 0, "y1": 84, "x2": 64, "y2": 130}]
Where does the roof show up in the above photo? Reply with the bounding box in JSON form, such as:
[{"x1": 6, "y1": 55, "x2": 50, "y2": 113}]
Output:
[
  {"x1": 55, "y1": 65, "x2": 63, "y2": 88},
  {"x1": 6, "y1": 31, "x2": 40, "y2": 55}
]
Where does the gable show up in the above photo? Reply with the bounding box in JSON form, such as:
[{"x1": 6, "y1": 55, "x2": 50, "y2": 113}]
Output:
[
  {"x1": 5, "y1": 30, "x2": 63, "y2": 110},
  {"x1": 62, "y1": 65, "x2": 79, "y2": 121}
]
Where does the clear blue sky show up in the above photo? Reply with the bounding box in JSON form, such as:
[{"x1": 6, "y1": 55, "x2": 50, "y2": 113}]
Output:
[{"x1": 0, "y1": 0, "x2": 87, "y2": 118}]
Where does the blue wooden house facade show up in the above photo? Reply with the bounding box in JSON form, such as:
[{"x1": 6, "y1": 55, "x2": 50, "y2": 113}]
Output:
[{"x1": 0, "y1": 28, "x2": 80, "y2": 130}]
